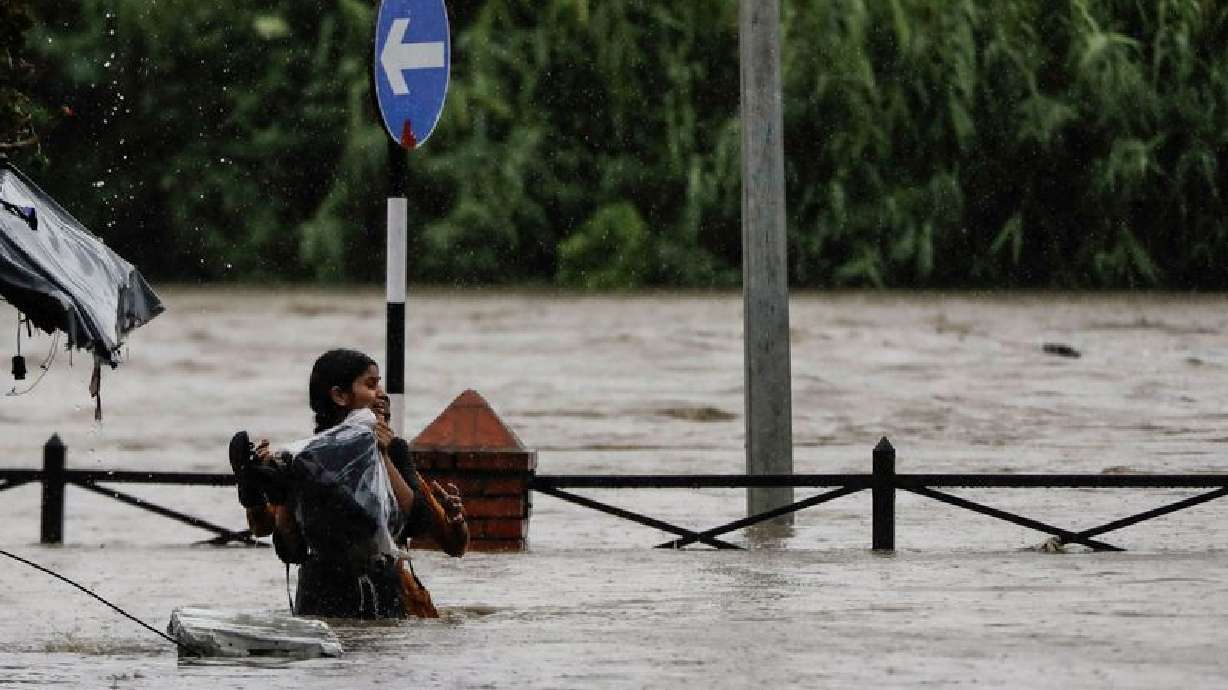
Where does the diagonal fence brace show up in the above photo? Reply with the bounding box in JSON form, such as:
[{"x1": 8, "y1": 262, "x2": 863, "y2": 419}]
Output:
[
  {"x1": 656, "y1": 486, "x2": 865, "y2": 549},
  {"x1": 906, "y1": 486, "x2": 1124, "y2": 552},
  {"x1": 72, "y1": 480, "x2": 259, "y2": 546},
  {"x1": 195, "y1": 530, "x2": 263, "y2": 547},
  {"x1": 1063, "y1": 486, "x2": 1228, "y2": 544},
  {"x1": 534, "y1": 485, "x2": 742, "y2": 550}
]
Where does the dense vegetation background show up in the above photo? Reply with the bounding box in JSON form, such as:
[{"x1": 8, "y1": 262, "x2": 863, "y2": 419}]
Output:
[{"x1": 3, "y1": 0, "x2": 1227, "y2": 288}]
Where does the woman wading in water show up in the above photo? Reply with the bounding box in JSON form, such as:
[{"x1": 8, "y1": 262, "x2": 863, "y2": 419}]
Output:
[{"x1": 229, "y1": 348, "x2": 467, "y2": 618}]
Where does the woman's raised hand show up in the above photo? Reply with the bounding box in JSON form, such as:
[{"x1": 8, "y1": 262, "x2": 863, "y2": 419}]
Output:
[
  {"x1": 374, "y1": 419, "x2": 394, "y2": 452},
  {"x1": 431, "y1": 481, "x2": 465, "y2": 524}
]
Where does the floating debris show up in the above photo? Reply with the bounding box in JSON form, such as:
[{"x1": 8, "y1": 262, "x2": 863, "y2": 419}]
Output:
[
  {"x1": 657, "y1": 406, "x2": 737, "y2": 422},
  {"x1": 1042, "y1": 342, "x2": 1081, "y2": 358},
  {"x1": 167, "y1": 608, "x2": 342, "y2": 659},
  {"x1": 1034, "y1": 536, "x2": 1068, "y2": 553}
]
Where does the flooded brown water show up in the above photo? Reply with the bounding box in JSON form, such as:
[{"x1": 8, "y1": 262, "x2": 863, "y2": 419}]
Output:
[{"x1": 2, "y1": 288, "x2": 1228, "y2": 688}]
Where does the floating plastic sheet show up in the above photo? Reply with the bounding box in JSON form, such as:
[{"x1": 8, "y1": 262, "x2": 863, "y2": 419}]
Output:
[
  {"x1": 167, "y1": 607, "x2": 342, "y2": 658},
  {"x1": 0, "y1": 160, "x2": 163, "y2": 366},
  {"x1": 289, "y1": 408, "x2": 401, "y2": 567}
]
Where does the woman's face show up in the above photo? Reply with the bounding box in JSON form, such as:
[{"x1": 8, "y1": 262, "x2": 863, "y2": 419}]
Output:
[{"x1": 331, "y1": 364, "x2": 387, "y2": 418}]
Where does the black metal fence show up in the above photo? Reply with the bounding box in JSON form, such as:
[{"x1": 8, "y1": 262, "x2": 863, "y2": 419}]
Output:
[
  {"x1": 4, "y1": 435, "x2": 1227, "y2": 551},
  {"x1": 1, "y1": 435, "x2": 259, "y2": 546},
  {"x1": 528, "y1": 438, "x2": 1228, "y2": 551}
]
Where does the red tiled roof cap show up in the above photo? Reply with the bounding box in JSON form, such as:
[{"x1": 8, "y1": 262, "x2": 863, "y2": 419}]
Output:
[{"x1": 409, "y1": 389, "x2": 526, "y2": 451}]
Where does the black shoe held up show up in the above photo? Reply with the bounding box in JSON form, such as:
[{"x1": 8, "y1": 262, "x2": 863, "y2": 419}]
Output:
[{"x1": 229, "y1": 430, "x2": 267, "y2": 508}]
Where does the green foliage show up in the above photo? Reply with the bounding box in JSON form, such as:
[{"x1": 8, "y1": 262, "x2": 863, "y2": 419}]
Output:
[
  {"x1": 557, "y1": 202, "x2": 651, "y2": 288},
  {"x1": 0, "y1": 0, "x2": 45, "y2": 154},
  {"x1": 16, "y1": 0, "x2": 1228, "y2": 288},
  {"x1": 26, "y1": 0, "x2": 379, "y2": 280},
  {"x1": 418, "y1": 0, "x2": 741, "y2": 285},
  {"x1": 785, "y1": 0, "x2": 1228, "y2": 287}
]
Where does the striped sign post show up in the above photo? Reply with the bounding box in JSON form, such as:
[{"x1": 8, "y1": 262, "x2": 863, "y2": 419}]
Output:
[
  {"x1": 386, "y1": 173, "x2": 407, "y2": 435},
  {"x1": 373, "y1": 0, "x2": 451, "y2": 434}
]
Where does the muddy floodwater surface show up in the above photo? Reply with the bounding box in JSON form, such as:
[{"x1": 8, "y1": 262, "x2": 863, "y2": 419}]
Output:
[{"x1": 2, "y1": 289, "x2": 1228, "y2": 689}]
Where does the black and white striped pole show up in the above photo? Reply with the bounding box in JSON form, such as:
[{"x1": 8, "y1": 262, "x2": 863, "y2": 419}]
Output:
[
  {"x1": 386, "y1": 148, "x2": 408, "y2": 436},
  {"x1": 373, "y1": 0, "x2": 451, "y2": 435}
]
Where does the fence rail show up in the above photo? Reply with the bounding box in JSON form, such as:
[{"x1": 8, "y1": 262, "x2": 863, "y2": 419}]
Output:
[
  {"x1": 529, "y1": 437, "x2": 1228, "y2": 552},
  {"x1": 533, "y1": 474, "x2": 1228, "y2": 489},
  {"x1": 4, "y1": 434, "x2": 1227, "y2": 552},
  {"x1": 0, "y1": 435, "x2": 255, "y2": 546}
]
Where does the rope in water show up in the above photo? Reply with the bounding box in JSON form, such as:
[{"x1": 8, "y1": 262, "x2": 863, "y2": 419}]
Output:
[{"x1": 0, "y1": 547, "x2": 195, "y2": 654}]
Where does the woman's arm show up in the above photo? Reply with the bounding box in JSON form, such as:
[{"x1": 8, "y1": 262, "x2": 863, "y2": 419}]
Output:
[
  {"x1": 420, "y1": 476, "x2": 469, "y2": 557},
  {"x1": 272, "y1": 503, "x2": 307, "y2": 564},
  {"x1": 246, "y1": 505, "x2": 276, "y2": 537},
  {"x1": 382, "y1": 452, "x2": 417, "y2": 515},
  {"x1": 375, "y1": 419, "x2": 417, "y2": 515},
  {"x1": 386, "y1": 437, "x2": 468, "y2": 557}
]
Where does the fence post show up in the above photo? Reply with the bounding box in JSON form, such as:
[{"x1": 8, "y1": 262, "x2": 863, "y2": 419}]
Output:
[
  {"x1": 40, "y1": 434, "x2": 66, "y2": 544},
  {"x1": 872, "y1": 437, "x2": 895, "y2": 551}
]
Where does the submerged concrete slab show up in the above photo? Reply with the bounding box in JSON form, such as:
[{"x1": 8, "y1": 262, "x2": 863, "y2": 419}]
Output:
[{"x1": 168, "y1": 607, "x2": 342, "y2": 659}]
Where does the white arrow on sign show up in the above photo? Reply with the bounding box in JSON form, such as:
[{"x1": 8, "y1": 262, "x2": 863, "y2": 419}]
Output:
[{"x1": 380, "y1": 18, "x2": 446, "y2": 96}]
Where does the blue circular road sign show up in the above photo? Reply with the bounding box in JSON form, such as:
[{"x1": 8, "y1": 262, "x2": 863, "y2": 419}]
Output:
[{"x1": 374, "y1": 0, "x2": 450, "y2": 149}]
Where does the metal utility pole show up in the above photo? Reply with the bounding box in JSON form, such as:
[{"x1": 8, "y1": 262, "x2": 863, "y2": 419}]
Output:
[{"x1": 740, "y1": 0, "x2": 794, "y2": 523}]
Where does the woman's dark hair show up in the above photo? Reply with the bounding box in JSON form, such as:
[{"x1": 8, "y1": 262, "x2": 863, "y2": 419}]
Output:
[{"x1": 308, "y1": 348, "x2": 377, "y2": 432}]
